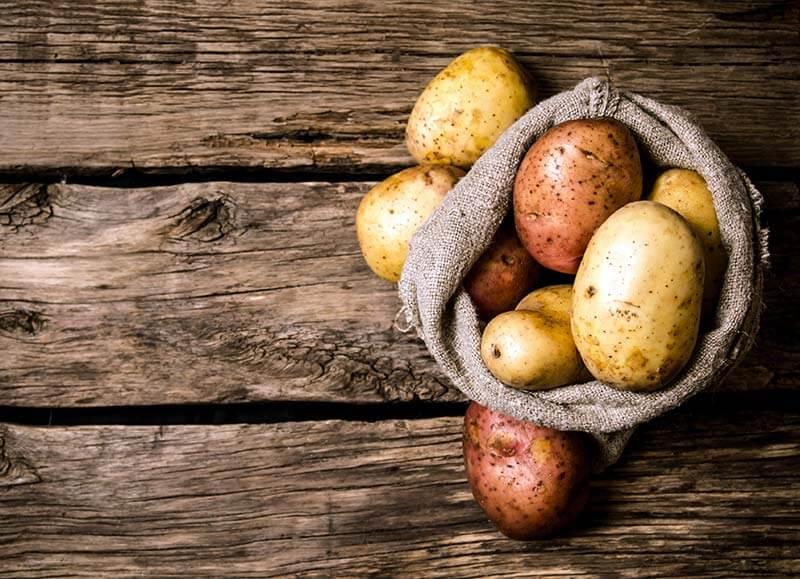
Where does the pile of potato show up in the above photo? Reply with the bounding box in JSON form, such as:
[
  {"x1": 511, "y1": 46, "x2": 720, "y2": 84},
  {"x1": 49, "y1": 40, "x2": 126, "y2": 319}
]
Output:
[{"x1": 356, "y1": 46, "x2": 726, "y2": 540}]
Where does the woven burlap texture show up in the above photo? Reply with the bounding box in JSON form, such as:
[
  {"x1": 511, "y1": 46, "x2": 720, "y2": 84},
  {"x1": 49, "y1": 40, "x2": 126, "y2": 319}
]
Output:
[{"x1": 398, "y1": 77, "x2": 768, "y2": 469}]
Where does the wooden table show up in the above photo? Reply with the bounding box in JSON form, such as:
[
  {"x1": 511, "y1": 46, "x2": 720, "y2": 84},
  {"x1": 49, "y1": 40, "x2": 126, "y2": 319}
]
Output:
[{"x1": 1, "y1": 1, "x2": 798, "y2": 576}]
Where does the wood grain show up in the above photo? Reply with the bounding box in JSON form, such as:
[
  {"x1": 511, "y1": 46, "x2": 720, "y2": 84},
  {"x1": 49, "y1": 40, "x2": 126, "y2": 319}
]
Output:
[
  {"x1": 0, "y1": 393, "x2": 797, "y2": 577},
  {"x1": 0, "y1": 179, "x2": 797, "y2": 407},
  {"x1": 1, "y1": 0, "x2": 798, "y2": 174}
]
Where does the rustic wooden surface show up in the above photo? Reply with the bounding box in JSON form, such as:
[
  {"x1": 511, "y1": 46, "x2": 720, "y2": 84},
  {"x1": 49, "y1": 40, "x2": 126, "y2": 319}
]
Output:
[
  {"x1": 0, "y1": 179, "x2": 797, "y2": 406},
  {"x1": 0, "y1": 0, "x2": 798, "y2": 175},
  {"x1": 0, "y1": 181, "x2": 454, "y2": 406},
  {"x1": 1, "y1": 394, "x2": 798, "y2": 578},
  {"x1": 1, "y1": 0, "x2": 799, "y2": 576}
]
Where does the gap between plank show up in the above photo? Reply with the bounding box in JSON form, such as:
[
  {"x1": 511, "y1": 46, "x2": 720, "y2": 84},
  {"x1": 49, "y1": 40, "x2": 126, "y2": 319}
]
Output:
[
  {"x1": 0, "y1": 400, "x2": 469, "y2": 427},
  {"x1": 0, "y1": 391, "x2": 796, "y2": 427},
  {"x1": 0, "y1": 167, "x2": 393, "y2": 188},
  {"x1": 0, "y1": 166, "x2": 798, "y2": 190}
]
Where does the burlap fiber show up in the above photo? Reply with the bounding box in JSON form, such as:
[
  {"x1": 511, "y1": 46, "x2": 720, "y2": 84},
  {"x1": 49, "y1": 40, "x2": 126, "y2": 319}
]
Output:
[{"x1": 398, "y1": 77, "x2": 768, "y2": 469}]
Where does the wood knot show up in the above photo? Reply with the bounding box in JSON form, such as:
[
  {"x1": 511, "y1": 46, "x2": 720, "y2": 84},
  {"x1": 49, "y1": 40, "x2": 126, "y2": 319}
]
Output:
[
  {"x1": 0, "y1": 184, "x2": 53, "y2": 230},
  {"x1": 0, "y1": 309, "x2": 46, "y2": 337},
  {"x1": 0, "y1": 432, "x2": 41, "y2": 488},
  {"x1": 169, "y1": 196, "x2": 235, "y2": 242}
]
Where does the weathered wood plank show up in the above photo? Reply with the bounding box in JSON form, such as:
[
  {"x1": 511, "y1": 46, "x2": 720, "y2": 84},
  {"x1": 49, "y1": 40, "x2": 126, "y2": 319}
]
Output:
[
  {"x1": 0, "y1": 181, "x2": 454, "y2": 405},
  {"x1": 0, "y1": 179, "x2": 796, "y2": 406},
  {"x1": 1, "y1": 0, "x2": 798, "y2": 173},
  {"x1": 0, "y1": 394, "x2": 797, "y2": 577}
]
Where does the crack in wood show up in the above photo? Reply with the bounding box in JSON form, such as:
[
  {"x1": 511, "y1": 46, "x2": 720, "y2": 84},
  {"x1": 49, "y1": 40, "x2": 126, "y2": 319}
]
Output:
[
  {"x1": 0, "y1": 430, "x2": 41, "y2": 488},
  {"x1": 0, "y1": 184, "x2": 53, "y2": 230},
  {"x1": 168, "y1": 196, "x2": 236, "y2": 242},
  {"x1": 202, "y1": 324, "x2": 453, "y2": 403},
  {"x1": 201, "y1": 129, "x2": 399, "y2": 151}
]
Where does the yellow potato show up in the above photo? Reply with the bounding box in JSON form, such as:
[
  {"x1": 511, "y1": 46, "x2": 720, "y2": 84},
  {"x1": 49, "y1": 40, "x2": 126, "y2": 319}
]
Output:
[
  {"x1": 516, "y1": 284, "x2": 572, "y2": 322},
  {"x1": 356, "y1": 165, "x2": 464, "y2": 282},
  {"x1": 572, "y1": 201, "x2": 704, "y2": 391},
  {"x1": 481, "y1": 285, "x2": 583, "y2": 390},
  {"x1": 406, "y1": 46, "x2": 535, "y2": 168},
  {"x1": 648, "y1": 168, "x2": 726, "y2": 311}
]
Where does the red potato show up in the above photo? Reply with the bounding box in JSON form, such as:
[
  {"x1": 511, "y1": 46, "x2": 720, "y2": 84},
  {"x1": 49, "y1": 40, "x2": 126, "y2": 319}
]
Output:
[
  {"x1": 463, "y1": 402, "x2": 592, "y2": 540},
  {"x1": 464, "y1": 225, "x2": 541, "y2": 321},
  {"x1": 514, "y1": 118, "x2": 642, "y2": 274}
]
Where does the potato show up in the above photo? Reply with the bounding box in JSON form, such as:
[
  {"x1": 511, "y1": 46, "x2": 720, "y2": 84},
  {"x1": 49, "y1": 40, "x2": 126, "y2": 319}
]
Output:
[
  {"x1": 572, "y1": 201, "x2": 704, "y2": 391},
  {"x1": 516, "y1": 283, "x2": 572, "y2": 320},
  {"x1": 463, "y1": 402, "x2": 592, "y2": 540},
  {"x1": 464, "y1": 224, "x2": 540, "y2": 321},
  {"x1": 648, "y1": 168, "x2": 726, "y2": 312},
  {"x1": 481, "y1": 284, "x2": 583, "y2": 390},
  {"x1": 356, "y1": 165, "x2": 464, "y2": 282},
  {"x1": 514, "y1": 118, "x2": 642, "y2": 274},
  {"x1": 406, "y1": 46, "x2": 535, "y2": 168}
]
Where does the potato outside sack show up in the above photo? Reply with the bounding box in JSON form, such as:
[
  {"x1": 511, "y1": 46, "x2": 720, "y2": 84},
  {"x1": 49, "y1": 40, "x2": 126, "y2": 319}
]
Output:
[
  {"x1": 406, "y1": 46, "x2": 535, "y2": 168},
  {"x1": 463, "y1": 402, "x2": 592, "y2": 540},
  {"x1": 356, "y1": 165, "x2": 464, "y2": 282}
]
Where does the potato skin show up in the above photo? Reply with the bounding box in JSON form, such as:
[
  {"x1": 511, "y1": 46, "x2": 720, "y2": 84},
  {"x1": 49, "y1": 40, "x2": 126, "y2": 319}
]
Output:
[
  {"x1": 463, "y1": 402, "x2": 592, "y2": 540},
  {"x1": 648, "y1": 169, "x2": 726, "y2": 313},
  {"x1": 464, "y1": 225, "x2": 540, "y2": 321},
  {"x1": 516, "y1": 283, "x2": 572, "y2": 321},
  {"x1": 572, "y1": 201, "x2": 704, "y2": 391},
  {"x1": 406, "y1": 46, "x2": 535, "y2": 168},
  {"x1": 481, "y1": 285, "x2": 583, "y2": 390},
  {"x1": 514, "y1": 118, "x2": 642, "y2": 274},
  {"x1": 356, "y1": 165, "x2": 464, "y2": 282}
]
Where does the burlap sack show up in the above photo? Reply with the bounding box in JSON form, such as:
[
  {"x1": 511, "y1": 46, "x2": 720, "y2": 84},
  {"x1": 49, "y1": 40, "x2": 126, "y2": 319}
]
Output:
[{"x1": 398, "y1": 77, "x2": 768, "y2": 469}]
